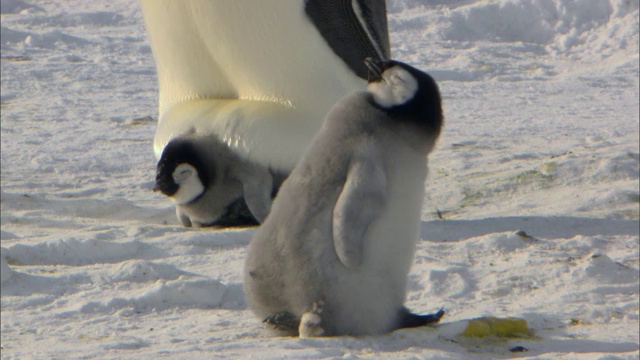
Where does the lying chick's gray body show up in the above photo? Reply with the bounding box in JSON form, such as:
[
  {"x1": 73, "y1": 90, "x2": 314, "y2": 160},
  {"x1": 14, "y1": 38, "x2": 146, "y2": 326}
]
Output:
[{"x1": 154, "y1": 134, "x2": 282, "y2": 227}]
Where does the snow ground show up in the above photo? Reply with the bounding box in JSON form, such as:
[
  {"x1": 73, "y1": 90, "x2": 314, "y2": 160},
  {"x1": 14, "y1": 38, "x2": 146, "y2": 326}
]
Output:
[{"x1": 1, "y1": 0, "x2": 639, "y2": 359}]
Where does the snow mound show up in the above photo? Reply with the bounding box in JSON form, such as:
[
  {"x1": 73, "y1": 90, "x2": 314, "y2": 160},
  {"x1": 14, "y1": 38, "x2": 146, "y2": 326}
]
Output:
[
  {"x1": 4, "y1": 238, "x2": 155, "y2": 266},
  {"x1": 180, "y1": 228, "x2": 253, "y2": 249},
  {"x1": 17, "y1": 12, "x2": 128, "y2": 28},
  {"x1": 1, "y1": 27, "x2": 93, "y2": 49},
  {"x1": 0, "y1": 0, "x2": 44, "y2": 14},
  {"x1": 389, "y1": 0, "x2": 639, "y2": 81},
  {"x1": 582, "y1": 253, "x2": 639, "y2": 285},
  {"x1": 442, "y1": 0, "x2": 635, "y2": 47},
  {"x1": 1, "y1": 249, "x2": 14, "y2": 283},
  {"x1": 59, "y1": 277, "x2": 240, "y2": 317},
  {"x1": 110, "y1": 260, "x2": 187, "y2": 283},
  {"x1": 1, "y1": 230, "x2": 19, "y2": 240}
]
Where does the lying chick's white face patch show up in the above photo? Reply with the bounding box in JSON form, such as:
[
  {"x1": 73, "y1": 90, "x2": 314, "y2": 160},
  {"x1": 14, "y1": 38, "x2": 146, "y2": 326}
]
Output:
[
  {"x1": 171, "y1": 163, "x2": 205, "y2": 205},
  {"x1": 367, "y1": 66, "x2": 418, "y2": 109}
]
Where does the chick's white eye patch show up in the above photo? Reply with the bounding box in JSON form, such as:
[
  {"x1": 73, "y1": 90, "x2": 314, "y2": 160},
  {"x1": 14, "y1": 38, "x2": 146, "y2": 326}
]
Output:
[
  {"x1": 172, "y1": 163, "x2": 204, "y2": 204},
  {"x1": 175, "y1": 166, "x2": 193, "y2": 183},
  {"x1": 367, "y1": 66, "x2": 418, "y2": 108}
]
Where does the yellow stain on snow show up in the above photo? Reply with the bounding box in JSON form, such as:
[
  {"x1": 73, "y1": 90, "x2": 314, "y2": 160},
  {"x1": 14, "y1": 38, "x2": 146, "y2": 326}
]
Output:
[{"x1": 461, "y1": 317, "x2": 530, "y2": 338}]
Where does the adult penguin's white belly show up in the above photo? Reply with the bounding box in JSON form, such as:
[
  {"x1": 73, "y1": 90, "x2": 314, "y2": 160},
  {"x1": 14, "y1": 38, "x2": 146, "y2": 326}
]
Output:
[{"x1": 140, "y1": 0, "x2": 389, "y2": 171}]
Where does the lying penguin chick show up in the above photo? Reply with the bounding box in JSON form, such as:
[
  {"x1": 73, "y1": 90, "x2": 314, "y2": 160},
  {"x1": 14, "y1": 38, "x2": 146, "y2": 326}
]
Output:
[
  {"x1": 154, "y1": 135, "x2": 283, "y2": 227},
  {"x1": 244, "y1": 57, "x2": 444, "y2": 337}
]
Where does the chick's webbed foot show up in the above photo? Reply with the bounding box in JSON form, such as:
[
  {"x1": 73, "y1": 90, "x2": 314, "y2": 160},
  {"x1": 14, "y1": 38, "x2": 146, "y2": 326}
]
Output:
[
  {"x1": 263, "y1": 311, "x2": 300, "y2": 331},
  {"x1": 399, "y1": 307, "x2": 445, "y2": 329}
]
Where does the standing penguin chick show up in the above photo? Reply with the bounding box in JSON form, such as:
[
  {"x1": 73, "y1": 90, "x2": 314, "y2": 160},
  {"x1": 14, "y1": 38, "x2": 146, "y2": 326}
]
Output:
[
  {"x1": 154, "y1": 134, "x2": 282, "y2": 227},
  {"x1": 244, "y1": 58, "x2": 444, "y2": 337}
]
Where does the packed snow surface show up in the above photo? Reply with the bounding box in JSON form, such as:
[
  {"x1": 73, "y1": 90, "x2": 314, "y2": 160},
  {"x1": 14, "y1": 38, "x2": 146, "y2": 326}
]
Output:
[{"x1": 1, "y1": 0, "x2": 639, "y2": 358}]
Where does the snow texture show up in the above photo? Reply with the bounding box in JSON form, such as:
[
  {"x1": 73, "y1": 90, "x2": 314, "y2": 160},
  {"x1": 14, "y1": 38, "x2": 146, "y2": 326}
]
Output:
[{"x1": 1, "y1": 0, "x2": 639, "y2": 358}]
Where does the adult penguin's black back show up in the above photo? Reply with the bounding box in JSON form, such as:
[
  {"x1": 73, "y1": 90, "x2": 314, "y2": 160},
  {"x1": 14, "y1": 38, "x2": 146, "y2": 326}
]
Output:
[{"x1": 305, "y1": 0, "x2": 390, "y2": 78}]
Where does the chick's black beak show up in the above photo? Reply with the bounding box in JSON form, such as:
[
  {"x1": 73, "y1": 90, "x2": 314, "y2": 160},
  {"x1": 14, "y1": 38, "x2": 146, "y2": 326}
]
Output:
[
  {"x1": 364, "y1": 57, "x2": 385, "y2": 83},
  {"x1": 153, "y1": 176, "x2": 178, "y2": 196}
]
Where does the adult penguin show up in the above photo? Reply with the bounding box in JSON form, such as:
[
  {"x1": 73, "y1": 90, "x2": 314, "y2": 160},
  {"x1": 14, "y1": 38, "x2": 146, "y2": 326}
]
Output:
[{"x1": 140, "y1": 1, "x2": 390, "y2": 226}]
